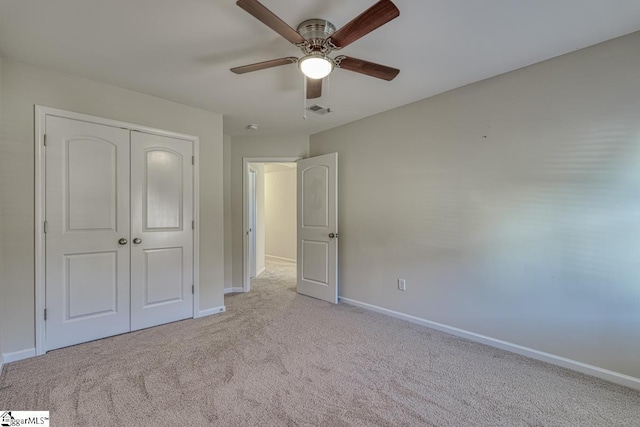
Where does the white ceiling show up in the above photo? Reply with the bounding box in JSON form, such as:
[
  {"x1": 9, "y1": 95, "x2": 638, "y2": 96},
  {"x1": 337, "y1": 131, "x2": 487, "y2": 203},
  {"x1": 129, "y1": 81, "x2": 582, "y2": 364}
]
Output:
[{"x1": 1, "y1": 1, "x2": 639, "y2": 136}]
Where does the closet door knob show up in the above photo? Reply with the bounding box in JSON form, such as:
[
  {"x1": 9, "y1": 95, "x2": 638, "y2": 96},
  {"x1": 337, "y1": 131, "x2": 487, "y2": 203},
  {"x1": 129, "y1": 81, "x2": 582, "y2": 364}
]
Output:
[
  {"x1": 118, "y1": 238, "x2": 128, "y2": 245},
  {"x1": 133, "y1": 238, "x2": 142, "y2": 244}
]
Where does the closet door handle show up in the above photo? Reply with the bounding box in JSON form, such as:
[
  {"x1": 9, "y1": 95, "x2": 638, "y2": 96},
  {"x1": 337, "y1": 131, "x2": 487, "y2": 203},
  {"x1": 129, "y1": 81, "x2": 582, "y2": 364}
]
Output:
[
  {"x1": 118, "y1": 238, "x2": 128, "y2": 245},
  {"x1": 133, "y1": 238, "x2": 142, "y2": 245}
]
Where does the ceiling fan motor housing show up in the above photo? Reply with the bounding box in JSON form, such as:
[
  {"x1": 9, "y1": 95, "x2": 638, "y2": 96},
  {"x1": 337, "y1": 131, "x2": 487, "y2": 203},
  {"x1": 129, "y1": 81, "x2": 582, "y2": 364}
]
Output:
[{"x1": 297, "y1": 19, "x2": 336, "y2": 54}]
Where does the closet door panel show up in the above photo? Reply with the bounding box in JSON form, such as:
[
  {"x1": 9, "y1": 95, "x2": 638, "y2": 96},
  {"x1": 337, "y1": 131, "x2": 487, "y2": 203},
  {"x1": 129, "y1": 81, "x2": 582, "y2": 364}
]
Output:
[
  {"x1": 130, "y1": 131, "x2": 194, "y2": 330},
  {"x1": 45, "y1": 116, "x2": 131, "y2": 351}
]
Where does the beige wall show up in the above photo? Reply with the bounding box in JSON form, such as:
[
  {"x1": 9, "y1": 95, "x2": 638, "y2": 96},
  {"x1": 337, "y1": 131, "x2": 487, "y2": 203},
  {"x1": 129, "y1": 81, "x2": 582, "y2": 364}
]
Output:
[
  {"x1": 0, "y1": 59, "x2": 225, "y2": 355},
  {"x1": 310, "y1": 32, "x2": 640, "y2": 379},
  {"x1": 228, "y1": 135, "x2": 308, "y2": 288},
  {"x1": 265, "y1": 165, "x2": 297, "y2": 261}
]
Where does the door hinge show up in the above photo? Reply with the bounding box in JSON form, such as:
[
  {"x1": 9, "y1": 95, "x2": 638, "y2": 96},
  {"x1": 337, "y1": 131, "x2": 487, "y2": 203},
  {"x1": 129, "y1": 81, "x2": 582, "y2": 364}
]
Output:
[
  {"x1": 192, "y1": 220, "x2": 195, "y2": 230},
  {"x1": 44, "y1": 308, "x2": 47, "y2": 321},
  {"x1": 192, "y1": 156, "x2": 195, "y2": 165},
  {"x1": 44, "y1": 220, "x2": 48, "y2": 234},
  {"x1": 43, "y1": 134, "x2": 47, "y2": 146},
  {"x1": 192, "y1": 285, "x2": 194, "y2": 294}
]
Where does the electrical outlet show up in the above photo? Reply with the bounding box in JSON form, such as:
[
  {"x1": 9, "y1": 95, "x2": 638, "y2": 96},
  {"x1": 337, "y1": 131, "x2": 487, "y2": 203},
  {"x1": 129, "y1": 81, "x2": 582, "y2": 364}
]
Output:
[{"x1": 398, "y1": 279, "x2": 406, "y2": 291}]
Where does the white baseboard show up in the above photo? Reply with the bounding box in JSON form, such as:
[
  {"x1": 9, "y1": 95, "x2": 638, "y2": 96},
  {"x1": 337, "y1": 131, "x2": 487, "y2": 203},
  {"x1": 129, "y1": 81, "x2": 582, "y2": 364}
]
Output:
[
  {"x1": 196, "y1": 305, "x2": 226, "y2": 318},
  {"x1": 256, "y1": 266, "x2": 266, "y2": 277},
  {"x1": 266, "y1": 255, "x2": 296, "y2": 263},
  {"x1": 224, "y1": 287, "x2": 244, "y2": 294},
  {"x1": 3, "y1": 348, "x2": 37, "y2": 365},
  {"x1": 339, "y1": 296, "x2": 640, "y2": 391}
]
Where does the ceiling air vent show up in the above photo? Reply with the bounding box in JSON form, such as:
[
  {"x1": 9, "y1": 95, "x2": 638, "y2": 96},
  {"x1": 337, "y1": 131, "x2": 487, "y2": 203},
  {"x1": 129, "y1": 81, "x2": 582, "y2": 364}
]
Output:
[{"x1": 307, "y1": 104, "x2": 332, "y2": 116}]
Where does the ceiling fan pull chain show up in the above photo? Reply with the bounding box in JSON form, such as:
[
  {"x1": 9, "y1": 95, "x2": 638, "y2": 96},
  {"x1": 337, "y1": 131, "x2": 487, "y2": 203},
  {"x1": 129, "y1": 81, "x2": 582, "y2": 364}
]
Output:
[{"x1": 326, "y1": 74, "x2": 331, "y2": 113}]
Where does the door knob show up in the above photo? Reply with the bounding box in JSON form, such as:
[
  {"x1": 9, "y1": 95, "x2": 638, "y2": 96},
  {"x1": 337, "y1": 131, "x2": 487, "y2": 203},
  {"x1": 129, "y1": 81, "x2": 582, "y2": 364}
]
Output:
[
  {"x1": 133, "y1": 237, "x2": 142, "y2": 244},
  {"x1": 329, "y1": 233, "x2": 339, "y2": 239},
  {"x1": 118, "y1": 238, "x2": 128, "y2": 245}
]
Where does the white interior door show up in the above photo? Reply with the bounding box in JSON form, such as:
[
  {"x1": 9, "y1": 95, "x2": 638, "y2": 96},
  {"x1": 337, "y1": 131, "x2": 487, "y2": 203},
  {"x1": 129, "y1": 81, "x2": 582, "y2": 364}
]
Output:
[
  {"x1": 130, "y1": 131, "x2": 194, "y2": 331},
  {"x1": 45, "y1": 116, "x2": 131, "y2": 350},
  {"x1": 297, "y1": 153, "x2": 338, "y2": 303}
]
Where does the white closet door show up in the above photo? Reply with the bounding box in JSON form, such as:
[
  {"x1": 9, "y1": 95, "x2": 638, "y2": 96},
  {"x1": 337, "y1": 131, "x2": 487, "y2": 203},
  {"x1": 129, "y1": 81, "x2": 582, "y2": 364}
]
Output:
[
  {"x1": 130, "y1": 131, "x2": 194, "y2": 330},
  {"x1": 45, "y1": 116, "x2": 131, "y2": 351}
]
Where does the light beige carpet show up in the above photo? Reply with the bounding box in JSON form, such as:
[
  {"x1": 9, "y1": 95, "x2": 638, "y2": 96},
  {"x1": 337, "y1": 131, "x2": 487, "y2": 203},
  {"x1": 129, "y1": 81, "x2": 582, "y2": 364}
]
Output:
[{"x1": 1, "y1": 259, "x2": 639, "y2": 426}]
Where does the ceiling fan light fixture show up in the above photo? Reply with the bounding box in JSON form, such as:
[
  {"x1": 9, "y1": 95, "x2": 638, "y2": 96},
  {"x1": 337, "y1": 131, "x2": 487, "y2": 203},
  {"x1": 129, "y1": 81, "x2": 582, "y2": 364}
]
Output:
[{"x1": 299, "y1": 54, "x2": 333, "y2": 79}]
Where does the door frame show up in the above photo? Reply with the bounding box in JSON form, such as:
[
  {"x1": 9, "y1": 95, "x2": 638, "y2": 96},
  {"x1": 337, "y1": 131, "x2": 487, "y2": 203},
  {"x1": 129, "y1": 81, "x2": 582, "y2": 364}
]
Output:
[
  {"x1": 248, "y1": 167, "x2": 257, "y2": 278},
  {"x1": 34, "y1": 105, "x2": 201, "y2": 356},
  {"x1": 242, "y1": 157, "x2": 300, "y2": 292}
]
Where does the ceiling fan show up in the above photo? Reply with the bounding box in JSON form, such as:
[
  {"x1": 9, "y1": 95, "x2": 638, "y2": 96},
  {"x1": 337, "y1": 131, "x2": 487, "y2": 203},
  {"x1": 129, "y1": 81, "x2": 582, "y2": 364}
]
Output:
[{"x1": 231, "y1": 0, "x2": 400, "y2": 99}]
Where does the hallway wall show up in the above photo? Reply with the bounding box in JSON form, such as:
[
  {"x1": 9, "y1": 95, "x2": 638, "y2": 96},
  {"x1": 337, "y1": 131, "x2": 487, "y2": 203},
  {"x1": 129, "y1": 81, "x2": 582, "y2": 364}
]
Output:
[{"x1": 265, "y1": 164, "x2": 296, "y2": 261}]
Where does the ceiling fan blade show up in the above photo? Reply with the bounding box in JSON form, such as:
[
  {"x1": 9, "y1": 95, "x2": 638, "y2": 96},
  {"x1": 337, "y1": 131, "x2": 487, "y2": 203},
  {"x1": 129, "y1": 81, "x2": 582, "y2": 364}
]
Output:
[
  {"x1": 307, "y1": 78, "x2": 322, "y2": 99},
  {"x1": 231, "y1": 57, "x2": 298, "y2": 74},
  {"x1": 236, "y1": 0, "x2": 306, "y2": 45},
  {"x1": 327, "y1": 0, "x2": 399, "y2": 49},
  {"x1": 336, "y1": 56, "x2": 399, "y2": 81}
]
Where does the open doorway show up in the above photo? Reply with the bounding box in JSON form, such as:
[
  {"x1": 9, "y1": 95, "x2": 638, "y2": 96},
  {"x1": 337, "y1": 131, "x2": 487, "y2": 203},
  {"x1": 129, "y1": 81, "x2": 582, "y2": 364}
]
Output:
[{"x1": 243, "y1": 157, "x2": 300, "y2": 292}]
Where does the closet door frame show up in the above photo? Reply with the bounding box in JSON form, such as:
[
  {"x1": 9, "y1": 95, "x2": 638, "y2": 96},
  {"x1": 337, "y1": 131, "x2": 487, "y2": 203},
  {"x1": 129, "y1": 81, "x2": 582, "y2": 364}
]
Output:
[{"x1": 34, "y1": 105, "x2": 201, "y2": 356}]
